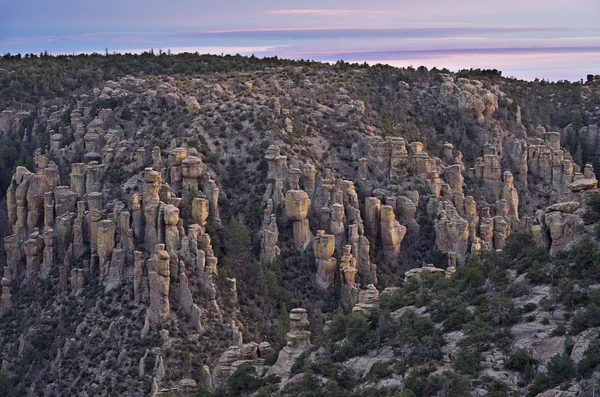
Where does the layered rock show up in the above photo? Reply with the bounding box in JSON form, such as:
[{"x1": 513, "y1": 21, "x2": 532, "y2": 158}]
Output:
[
  {"x1": 70, "y1": 268, "x2": 85, "y2": 295},
  {"x1": 203, "y1": 179, "x2": 222, "y2": 226},
  {"x1": 340, "y1": 245, "x2": 358, "y2": 308},
  {"x1": 147, "y1": 244, "x2": 171, "y2": 325},
  {"x1": 259, "y1": 201, "x2": 280, "y2": 264},
  {"x1": 163, "y1": 204, "x2": 181, "y2": 261},
  {"x1": 313, "y1": 231, "x2": 336, "y2": 291},
  {"x1": 329, "y1": 203, "x2": 345, "y2": 250},
  {"x1": 191, "y1": 197, "x2": 209, "y2": 230},
  {"x1": 364, "y1": 197, "x2": 381, "y2": 238},
  {"x1": 353, "y1": 284, "x2": 381, "y2": 314},
  {"x1": 380, "y1": 205, "x2": 407, "y2": 264},
  {"x1": 435, "y1": 202, "x2": 470, "y2": 263},
  {"x1": 266, "y1": 308, "x2": 311, "y2": 383},
  {"x1": 97, "y1": 219, "x2": 116, "y2": 283},
  {"x1": 543, "y1": 202, "x2": 585, "y2": 254},
  {"x1": 40, "y1": 228, "x2": 54, "y2": 279},
  {"x1": 23, "y1": 236, "x2": 41, "y2": 286},
  {"x1": 285, "y1": 190, "x2": 312, "y2": 250},
  {"x1": 264, "y1": 145, "x2": 288, "y2": 182},
  {"x1": 133, "y1": 251, "x2": 145, "y2": 303},
  {"x1": 143, "y1": 168, "x2": 161, "y2": 249},
  {"x1": 0, "y1": 278, "x2": 11, "y2": 316}
]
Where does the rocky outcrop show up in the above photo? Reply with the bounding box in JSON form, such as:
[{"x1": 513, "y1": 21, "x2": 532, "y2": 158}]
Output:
[
  {"x1": 285, "y1": 190, "x2": 312, "y2": 250},
  {"x1": 379, "y1": 205, "x2": 407, "y2": 264},
  {"x1": 502, "y1": 171, "x2": 519, "y2": 219},
  {"x1": 147, "y1": 244, "x2": 171, "y2": 325},
  {"x1": 0, "y1": 277, "x2": 11, "y2": 316},
  {"x1": 364, "y1": 197, "x2": 381, "y2": 238},
  {"x1": 543, "y1": 202, "x2": 585, "y2": 254},
  {"x1": 260, "y1": 200, "x2": 280, "y2": 264},
  {"x1": 313, "y1": 231, "x2": 336, "y2": 291},
  {"x1": 266, "y1": 308, "x2": 311, "y2": 383},
  {"x1": 97, "y1": 219, "x2": 116, "y2": 283},
  {"x1": 435, "y1": 201, "x2": 470, "y2": 263},
  {"x1": 265, "y1": 145, "x2": 288, "y2": 182},
  {"x1": 340, "y1": 245, "x2": 358, "y2": 309},
  {"x1": 143, "y1": 168, "x2": 161, "y2": 249}
]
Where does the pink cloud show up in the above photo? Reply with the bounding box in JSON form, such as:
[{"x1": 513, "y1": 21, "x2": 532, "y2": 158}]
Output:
[{"x1": 261, "y1": 9, "x2": 385, "y2": 16}]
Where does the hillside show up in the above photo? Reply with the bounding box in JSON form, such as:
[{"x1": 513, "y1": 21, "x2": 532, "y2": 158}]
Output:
[{"x1": 1, "y1": 53, "x2": 600, "y2": 397}]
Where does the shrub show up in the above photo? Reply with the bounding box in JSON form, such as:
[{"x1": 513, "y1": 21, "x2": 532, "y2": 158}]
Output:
[
  {"x1": 583, "y1": 193, "x2": 600, "y2": 224},
  {"x1": 547, "y1": 352, "x2": 575, "y2": 382},
  {"x1": 577, "y1": 338, "x2": 600, "y2": 376},
  {"x1": 226, "y1": 363, "x2": 263, "y2": 395},
  {"x1": 453, "y1": 347, "x2": 479, "y2": 374},
  {"x1": 505, "y1": 348, "x2": 537, "y2": 374}
]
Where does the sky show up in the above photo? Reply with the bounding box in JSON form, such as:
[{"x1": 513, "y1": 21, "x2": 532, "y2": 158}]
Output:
[{"x1": 1, "y1": 0, "x2": 599, "y2": 81}]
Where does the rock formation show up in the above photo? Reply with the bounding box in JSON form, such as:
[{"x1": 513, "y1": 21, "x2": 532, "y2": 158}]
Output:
[
  {"x1": 260, "y1": 200, "x2": 280, "y2": 264},
  {"x1": 285, "y1": 190, "x2": 312, "y2": 250},
  {"x1": 313, "y1": 231, "x2": 336, "y2": 291},
  {"x1": 266, "y1": 308, "x2": 311, "y2": 383},
  {"x1": 379, "y1": 205, "x2": 407, "y2": 264},
  {"x1": 148, "y1": 244, "x2": 171, "y2": 325}
]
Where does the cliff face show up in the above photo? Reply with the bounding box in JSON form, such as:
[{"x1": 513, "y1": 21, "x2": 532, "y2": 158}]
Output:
[{"x1": 1, "y1": 56, "x2": 600, "y2": 396}]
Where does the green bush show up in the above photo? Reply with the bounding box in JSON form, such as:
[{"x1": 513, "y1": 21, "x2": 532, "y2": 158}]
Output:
[
  {"x1": 530, "y1": 351, "x2": 578, "y2": 394},
  {"x1": 226, "y1": 363, "x2": 263, "y2": 395},
  {"x1": 505, "y1": 348, "x2": 537, "y2": 382},
  {"x1": 453, "y1": 347, "x2": 479, "y2": 374},
  {"x1": 367, "y1": 361, "x2": 394, "y2": 381},
  {"x1": 0, "y1": 371, "x2": 12, "y2": 397},
  {"x1": 577, "y1": 338, "x2": 600, "y2": 376}
]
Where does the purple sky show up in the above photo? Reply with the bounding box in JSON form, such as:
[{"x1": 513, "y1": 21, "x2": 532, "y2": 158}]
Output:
[{"x1": 1, "y1": 0, "x2": 599, "y2": 80}]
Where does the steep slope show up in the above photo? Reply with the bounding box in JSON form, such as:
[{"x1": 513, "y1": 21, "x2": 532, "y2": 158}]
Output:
[{"x1": 1, "y1": 55, "x2": 600, "y2": 397}]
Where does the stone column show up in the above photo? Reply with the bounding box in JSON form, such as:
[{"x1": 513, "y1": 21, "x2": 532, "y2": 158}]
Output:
[
  {"x1": 143, "y1": 169, "x2": 161, "y2": 249},
  {"x1": 70, "y1": 269, "x2": 85, "y2": 295},
  {"x1": 164, "y1": 204, "x2": 181, "y2": 261},
  {"x1": 340, "y1": 245, "x2": 358, "y2": 308},
  {"x1": 14, "y1": 170, "x2": 32, "y2": 240},
  {"x1": 302, "y1": 164, "x2": 316, "y2": 196},
  {"x1": 7, "y1": 181, "x2": 17, "y2": 233},
  {"x1": 152, "y1": 146, "x2": 162, "y2": 170},
  {"x1": 204, "y1": 179, "x2": 222, "y2": 227},
  {"x1": 1, "y1": 278, "x2": 11, "y2": 316},
  {"x1": 72, "y1": 201, "x2": 86, "y2": 261},
  {"x1": 364, "y1": 197, "x2": 381, "y2": 239},
  {"x1": 54, "y1": 186, "x2": 77, "y2": 219},
  {"x1": 192, "y1": 198, "x2": 209, "y2": 231},
  {"x1": 105, "y1": 246, "x2": 124, "y2": 291},
  {"x1": 85, "y1": 162, "x2": 102, "y2": 193},
  {"x1": 87, "y1": 192, "x2": 103, "y2": 211},
  {"x1": 260, "y1": 211, "x2": 280, "y2": 265},
  {"x1": 479, "y1": 207, "x2": 494, "y2": 244},
  {"x1": 313, "y1": 231, "x2": 336, "y2": 291},
  {"x1": 88, "y1": 209, "x2": 102, "y2": 254},
  {"x1": 285, "y1": 190, "x2": 312, "y2": 250},
  {"x1": 502, "y1": 171, "x2": 519, "y2": 220},
  {"x1": 148, "y1": 244, "x2": 171, "y2": 324},
  {"x1": 380, "y1": 205, "x2": 407, "y2": 264},
  {"x1": 97, "y1": 219, "x2": 116, "y2": 281},
  {"x1": 23, "y1": 237, "x2": 40, "y2": 286},
  {"x1": 69, "y1": 163, "x2": 88, "y2": 199},
  {"x1": 119, "y1": 211, "x2": 132, "y2": 261},
  {"x1": 265, "y1": 145, "x2": 288, "y2": 182},
  {"x1": 41, "y1": 228, "x2": 54, "y2": 280},
  {"x1": 43, "y1": 191, "x2": 54, "y2": 229},
  {"x1": 182, "y1": 156, "x2": 203, "y2": 195},
  {"x1": 134, "y1": 251, "x2": 144, "y2": 303},
  {"x1": 329, "y1": 203, "x2": 345, "y2": 250},
  {"x1": 289, "y1": 168, "x2": 301, "y2": 190},
  {"x1": 4, "y1": 236, "x2": 23, "y2": 282}
]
